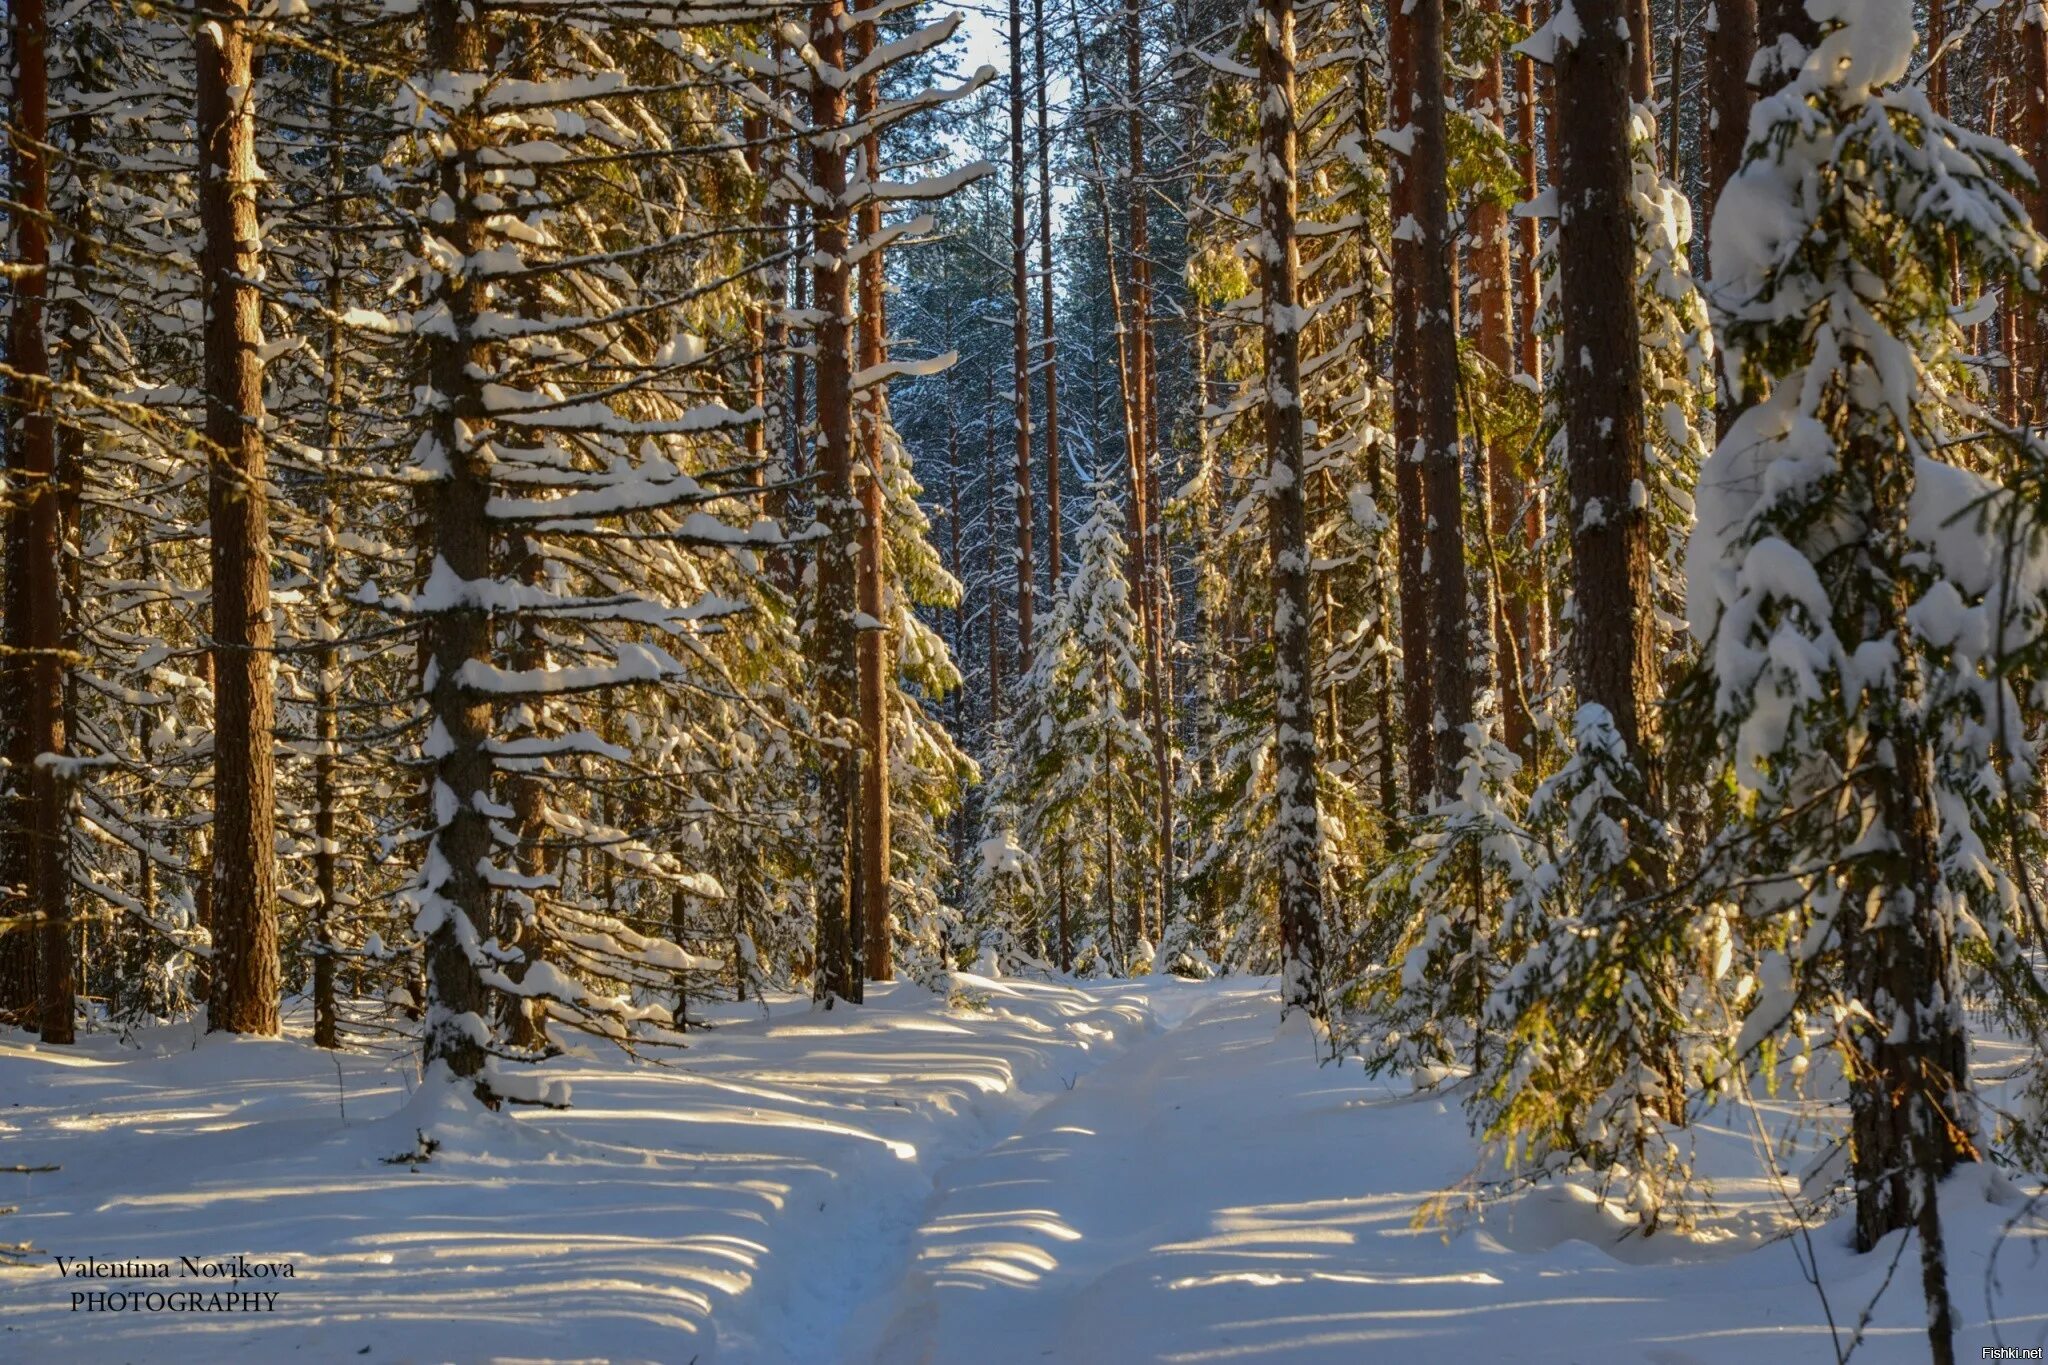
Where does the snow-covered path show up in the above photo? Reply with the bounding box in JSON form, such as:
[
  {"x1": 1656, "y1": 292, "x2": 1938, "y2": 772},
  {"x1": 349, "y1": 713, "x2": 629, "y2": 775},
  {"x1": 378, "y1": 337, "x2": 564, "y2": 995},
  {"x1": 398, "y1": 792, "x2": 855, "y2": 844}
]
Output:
[
  {"x1": 5, "y1": 977, "x2": 2045, "y2": 1363},
  {"x1": 2, "y1": 977, "x2": 1173, "y2": 1364},
  {"x1": 853, "y1": 988, "x2": 2048, "y2": 1365}
]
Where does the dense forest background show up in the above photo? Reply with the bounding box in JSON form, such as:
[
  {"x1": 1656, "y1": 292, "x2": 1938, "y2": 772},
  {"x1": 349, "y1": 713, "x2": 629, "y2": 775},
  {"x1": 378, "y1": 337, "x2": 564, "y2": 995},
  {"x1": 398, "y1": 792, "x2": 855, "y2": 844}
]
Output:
[{"x1": 7, "y1": 0, "x2": 2048, "y2": 1357}]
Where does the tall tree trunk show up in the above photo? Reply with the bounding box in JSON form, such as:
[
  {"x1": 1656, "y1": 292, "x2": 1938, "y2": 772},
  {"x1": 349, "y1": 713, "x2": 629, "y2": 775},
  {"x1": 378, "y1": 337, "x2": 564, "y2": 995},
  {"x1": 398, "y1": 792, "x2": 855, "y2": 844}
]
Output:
[
  {"x1": 1387, "y1": 3, "x2": 1436, "y2": 803},
  {"x1": 853, "y1": 20, "x2": 891, "y2": 985},
  {"x1": 54, "y1": 87, "x2": 96, "y2": 1041},
  {"x1": 2016, "y1": 11, "x2": 2048, "y2": 425},
  {"x1": 1625, "y1": 0, "x2": 1654, "y2": 104},
  {"x1": 312, "y1": 484, "x2": 341, "y2": 1051},
  {"x1": 1009, "y1": 0, "x2": 1036, "y2": 660},
  {"x1": 3, "y1": 0, "x2": 67, "y2": 1037},
  {"x1": 1515, "y1": 0, "x2": 1552, "y2": 727},
  {"x1": 1514, "y1": 0, "x2": 1544, "y2": 385},
  {"x1": 1708, "y1": 0, "x2": 1812, "y2": 443},
  {"x1": 1397, "y1": 0, "x2": 1473, "y2": 794},
  {"x1": 1034, "y1": 0, "x2": 1063, "y2": 592},
  {"x1": 946, "y1": 388, "x2": 968, "y2": 876},
  {"x1": 1190, "y1": 289, "x2": 1227, "y2": 946},
  {"x1": 1123, "y1": 0, "x2": 1174, "y2": 942},
  {"x1": 984, "y1": 366, "x2": 1005, "y2": 728},
  {"x1": 1258, "y1": 0, "x2": 1326, "y2": 1014},
  {"x1": 791, "y1": 207, "x2": 810, "y2": 487},
  {"x1": 311, "y1": 21, "x2": 350, "y2": 1052},
  {"x1": 811, "y1": 0, "x2": 862, "y2": 1003},
  {"x1": 1473, "y1": 0, "x2": 1529, "y2": 759},
  {"x1": 1664, "y1": 22, "x2": 1683, "y2": 173},
  {"x1": 200, "y1": 0, "x2": 279, "y2": 1037},
  {"x1": 745, "y1": 98, "x2": 793, "y2": 588},
  {"x1": 1067, "y1": 0, "x2": 1143, "y2": 605},
  {"x1": 420, "y1": 0, "x2": 499, "y2": 1086},
  {"x1": 311, "y1": 76, "x2": 345, "y2": 1049},
  {"x1": 1552, "y1": 0, "x2": 1658, "y2": 768},
  {"x1": 1989, "y1": 36, "x2": 2014, "y2": 424}
]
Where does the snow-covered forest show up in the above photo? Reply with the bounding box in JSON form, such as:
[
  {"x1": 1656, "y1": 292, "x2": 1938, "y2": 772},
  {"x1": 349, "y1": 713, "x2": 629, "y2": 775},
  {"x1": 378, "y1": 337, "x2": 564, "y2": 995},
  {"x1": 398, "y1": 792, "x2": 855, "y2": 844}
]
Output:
[{"x1": 5, "y1": 0, "x2": 2048, "y2": 1358}]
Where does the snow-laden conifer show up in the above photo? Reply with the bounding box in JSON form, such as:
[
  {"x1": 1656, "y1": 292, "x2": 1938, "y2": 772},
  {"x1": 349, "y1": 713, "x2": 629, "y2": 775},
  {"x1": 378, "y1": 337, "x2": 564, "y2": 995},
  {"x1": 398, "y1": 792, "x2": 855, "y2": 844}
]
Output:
[{"x1": 1678, "y1": 0, "x2": 2048, "y2": 1346}]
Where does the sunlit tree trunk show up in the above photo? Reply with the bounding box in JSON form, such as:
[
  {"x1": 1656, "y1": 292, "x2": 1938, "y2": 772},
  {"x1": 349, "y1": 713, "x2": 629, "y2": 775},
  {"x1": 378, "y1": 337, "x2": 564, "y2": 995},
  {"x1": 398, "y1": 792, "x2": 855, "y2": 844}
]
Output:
[
  {"x1": 1034, "y1": 0, "x2": 1063, "y2": 590},
  {"x1": 1392, "y1": 0, "x2": 1472, "y2": 795},
  {"x1": 200, "y1": 0, "x2": 280, "y2": 1036},
  {"x1": 854, "y1": 15, "x2": 891, "y2": 984},
  {"x1": 1124, "y1": 0, "x2": 1174, "y2": 943},
  {"x1": 312, "y1": 41, "x2": 349, "y2": 1050},
  {"x1": 419, "y1": 0, "x2": 496, "y2": 1080},
  {"x1": 811, "y1": 0, "x2": 862, "y2": 1003},
  {"x1": 1009, "y1": 0, "x2": 1036, "y2": 660},
  {"x1": 1702, "y1": 1, "x2": 1754, "y2": 238},
  {"x1": 1257, "y1": 0, "x2": 1326, "y2": 1012},
  {"x1": 1553, "y1": 0, "x2": 1655, "y2": 765},
  {"x1": 2016, "y1": 9, "x2": 2048, "y2": 424},
  {"x1": 1473, "y1": 0, "x2": 1530, "y2": 758}
]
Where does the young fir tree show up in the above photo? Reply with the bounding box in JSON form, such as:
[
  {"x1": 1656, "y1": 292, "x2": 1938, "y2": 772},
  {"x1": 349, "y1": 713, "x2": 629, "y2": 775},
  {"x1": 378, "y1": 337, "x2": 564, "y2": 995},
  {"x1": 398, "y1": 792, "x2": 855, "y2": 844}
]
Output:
[
  {"x1": 1680, "y1": 0, "x2": 2048, "y2": 1352},
  {"x1": 1005, "y1": 479, "x2": 1154, "y2": 973}
]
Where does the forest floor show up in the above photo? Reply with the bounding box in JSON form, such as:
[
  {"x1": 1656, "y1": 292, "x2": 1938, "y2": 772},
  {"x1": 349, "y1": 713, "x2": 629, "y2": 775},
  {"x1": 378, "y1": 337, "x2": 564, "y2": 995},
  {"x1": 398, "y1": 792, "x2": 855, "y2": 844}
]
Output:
[{"x1": 0, "y1": 976, "x2": 2043, "y2": 1364}]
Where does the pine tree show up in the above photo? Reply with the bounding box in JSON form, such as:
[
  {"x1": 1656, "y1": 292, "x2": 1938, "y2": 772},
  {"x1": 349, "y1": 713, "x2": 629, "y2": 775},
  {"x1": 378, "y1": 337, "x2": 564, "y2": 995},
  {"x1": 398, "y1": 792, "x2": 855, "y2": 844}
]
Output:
[
  {"x1": 1, "y1": 0, "x2": 67, "y2": 1037},
  {"x1": 383, "y1": 0, "x2": 799, "y2": 1102},
  {"x1": 1254, "y1": 0, "x2": 1328, "y2": 1015},
  {"x1": 198, "y1": 0, "x2": 281, "y2": 1037}
]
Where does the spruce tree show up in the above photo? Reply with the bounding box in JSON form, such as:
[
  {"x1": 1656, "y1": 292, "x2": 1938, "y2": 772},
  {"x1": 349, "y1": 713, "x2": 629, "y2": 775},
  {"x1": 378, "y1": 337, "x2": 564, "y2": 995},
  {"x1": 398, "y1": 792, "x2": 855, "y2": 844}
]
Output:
[{"x1": 1683, "y1": 0, "x2": 2048, "y2": 1350}]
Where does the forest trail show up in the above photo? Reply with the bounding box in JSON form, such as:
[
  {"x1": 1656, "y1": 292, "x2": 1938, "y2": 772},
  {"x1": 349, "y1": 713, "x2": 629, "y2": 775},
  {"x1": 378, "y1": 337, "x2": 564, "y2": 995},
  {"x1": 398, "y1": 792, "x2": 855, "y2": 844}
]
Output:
[
  {"x1": 849, "y1": 988, "x2": 2047, "y2": 1365},
  {"x1": 3, "y1": 978, "x2": 2043, "y2": 1364}
]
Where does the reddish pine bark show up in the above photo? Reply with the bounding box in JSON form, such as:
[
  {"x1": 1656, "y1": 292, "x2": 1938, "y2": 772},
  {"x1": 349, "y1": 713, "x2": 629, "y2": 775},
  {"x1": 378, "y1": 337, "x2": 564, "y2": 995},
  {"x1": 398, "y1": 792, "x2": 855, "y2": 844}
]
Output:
[
  {"x1": 1386, "y1": 3, "x2": 1435, "y2": 802},
  {"x1": 811, "y1": 0, "x2": 863, "y2": 1002},
  {"x1": 854, "y1": 18, "x2": 892, "y2": 984},
  {"x1": 1550, "y1": 0, "x2": 1657, "y2": 766},
  {"x1": 2, "y1": 0, "x2": 68, "y2": 1037},
  {"x1": 1702, "y1": 0, "x2": 1756, "y2": 261},
  {"x1": 1472, "y1": 0, "x2": 1531, "y2": 759},
  {"x1": 2016, "y1": 13, "x2": 2048, "y2": 424},
  {"x1": 1257, "y1": 0, "x2": 1326, "y2": 1013},
  {"x1": 200, "y1": 0, "x2": 280, "y2": 1036},
  {"x1": 1034, "y1": 0, "x2": 1063, "y2": 590},
  {"x1": 1124, "y1": 1, "x2": 1174, "y2": 943},
  {"x1": 1625, "y1": 0, "x2": 1653, "y2": 104},
  {"x1": 1392, "y1": 0, "x2": 1473, "y2": 795}
]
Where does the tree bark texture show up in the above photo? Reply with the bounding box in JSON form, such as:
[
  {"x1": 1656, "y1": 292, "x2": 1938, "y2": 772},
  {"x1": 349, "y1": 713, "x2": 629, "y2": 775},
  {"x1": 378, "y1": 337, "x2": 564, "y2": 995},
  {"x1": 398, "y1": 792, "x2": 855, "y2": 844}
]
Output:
[
  {"x1": 1257, "y1": 0, "x2": 1326, "y2": 1013},
  {"x1": 854, "y1": 16, "x2": 892, "y2": 984},
  {"x1": 200, "y1": 0, "x2": 280, "y2": 1037},
  {"x1": 811, "y1": 0, "x2": 862, "y2": 1003},
  {"x1": 2, "y1": 0, "x2": 68, "y2": 1038},
  {"x1": 1550, "y1": 0, "x2": 1658, "y2": 768},
  {"x1": 420, "y1": 0, "x2": 500, "y2": 1083}
]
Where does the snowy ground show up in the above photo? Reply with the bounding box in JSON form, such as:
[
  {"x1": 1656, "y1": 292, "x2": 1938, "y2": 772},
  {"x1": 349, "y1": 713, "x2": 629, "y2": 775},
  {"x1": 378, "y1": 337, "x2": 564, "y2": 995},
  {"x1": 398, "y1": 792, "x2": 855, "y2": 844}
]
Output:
[{"x1": 3, "y1": 977, "x2": 2044, "y2": 1364}]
